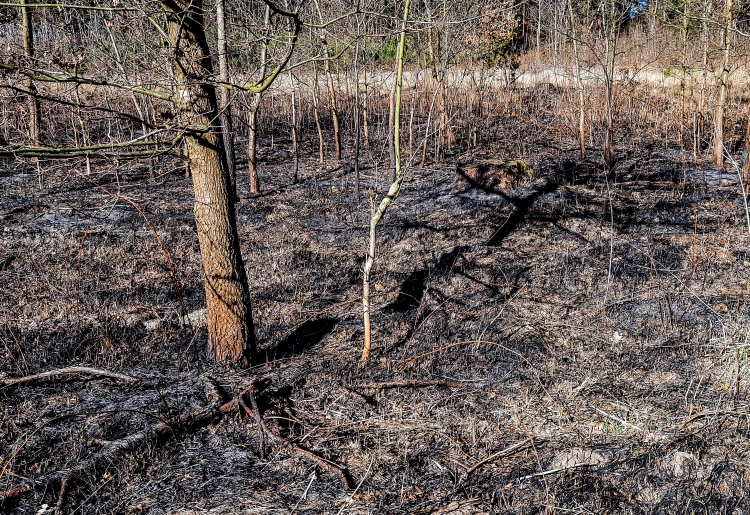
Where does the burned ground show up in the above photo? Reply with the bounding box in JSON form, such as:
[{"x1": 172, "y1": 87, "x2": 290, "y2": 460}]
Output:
[{"x1": 2, "y1": 104, "x2": 750, "y2": 514}]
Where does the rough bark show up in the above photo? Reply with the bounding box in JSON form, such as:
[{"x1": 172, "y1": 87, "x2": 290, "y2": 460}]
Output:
[{"x1": 164, "y1": 0, "x2": 255, "y2": 366}]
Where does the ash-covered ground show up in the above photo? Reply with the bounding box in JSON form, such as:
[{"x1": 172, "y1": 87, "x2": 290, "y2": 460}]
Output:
[{"x1": 2, "y1": 118, "x2": 750, "y2": 514}]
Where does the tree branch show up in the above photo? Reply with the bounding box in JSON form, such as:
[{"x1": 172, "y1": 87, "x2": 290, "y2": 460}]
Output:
[
  {"x1": 0, "y1": 367, "x2": 137, "y2": 387},
  {"x1": 0, "y1": 63, "x2": 172, "y2": 101}
]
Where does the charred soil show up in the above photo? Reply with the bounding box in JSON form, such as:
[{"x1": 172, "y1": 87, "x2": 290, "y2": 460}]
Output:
[{"x1": 2, "y1": 101, "x2": 750, "y2": 514}]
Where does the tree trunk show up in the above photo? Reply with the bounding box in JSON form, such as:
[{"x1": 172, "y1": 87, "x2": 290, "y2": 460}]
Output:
[
  {"x1": 429, "y1": 27, "x2": 452, "y2": 160},
  {"x1": 536, "y1": 0, "x2": 541, "y2": 64},
  {"x1": 216, "y1": 0, "x2": 237, "y2": 201},
  {"x1": 567, "y1": 0, "x2": 585, "y2": 160},
  {"x1": 248, "y1": 5, "x2": 271, "y2": 194},
  {"x1": 354, "y1": 39, "x2": 361, "y2": 195},
  {"x1": 311, "y1": 61, "x2": 325, "y2": 163},
  {"x1": 291, "y1": 85, "x2": 299, "y2": 184},
  {"x1": 696, "y1": 8, "x2": 708, "y2": 156},
  {"x1": 164, "y1": 0, "x2": 255, "y2": 366},
  {"x1": 21, "y1": 0, "x2": 41, "y2": 145},
  {"x1": 314, "y1": 0, "x2": 341, "y2": 160},
  {"x1": 743, "y1": 116, "x2": 750, "y2": 195},
  {"x1": 326, "y1": 59, "x2": 342, "y2": 161},
  {"x1": 362, "y1": 0, "x2": 411, "y2": 361},
  {"x1": 388, "y1": 79, "x2": 396, "y2": 183},
  {"x1": 603, "y1": 0, "x2": 617, "y2": 170},
  {"x1": 248, "y1": 102, "x2": 261, "y2": 192},
  {"x1": 363, "y1": 70, "x2": 370, "y2": 151},
  {"x1": 713, "y1": 0, "x2": 733, "y2": 167}
]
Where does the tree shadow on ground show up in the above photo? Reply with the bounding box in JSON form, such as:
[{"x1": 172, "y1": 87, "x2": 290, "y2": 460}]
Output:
[
  {"x1": 259, "y1": 317, "x2": 338, "y2": 363},
  {"x1": 384, "y1": 246, "x2": 466, "y2": 314}
]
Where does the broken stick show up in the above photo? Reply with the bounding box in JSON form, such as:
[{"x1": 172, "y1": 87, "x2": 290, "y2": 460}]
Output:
[
  {"x1": 237, "y1": 388, "x2": 354, "y2": 489},
  {"x1": 464, "y1": 438, "x2": 542, "y2": 476},
  {"x1": 0, "y1": 366, "x2": 137, "y2": 387},
  {"x1": 351, "y1": 379, "x2": 461, "y2": 390},
  {"x1": 0, "y1": 382, "x2": 352, "y2": 508}
]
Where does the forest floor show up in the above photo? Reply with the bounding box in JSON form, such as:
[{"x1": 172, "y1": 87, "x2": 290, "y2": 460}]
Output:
[{"x1": 2, "y1": 98, "x2": 750, "y2": 514}]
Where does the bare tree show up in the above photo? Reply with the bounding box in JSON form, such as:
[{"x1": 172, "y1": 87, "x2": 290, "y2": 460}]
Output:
[
  {"x1": 602, "y1": 0, "x2": 618, "y2": 169},
  {"x1": 163, "y1": 0, "x2": 255, "y2": 364},
  {"x1": 0, "y1": 0, "x2": 301, "y2": 366},
  {"x1": 314, "y1": 0, "x2": 342, "y2": 161},
  {"x1": 362, "y1": 0, "x2": 411, "y2": 361},
  {"x1": 712, "y1": 0, "x2": 733, "y2": 167},
  {"x1": 20, "y1": 0, "x2": 41, "y2": 145},
  {"x1": 568, "y1": 0, "x2": 586, "y2": 160},
  {"x1": 311, "y1": 60, "x2": 326, "y2": 163},
  {"x1": 215, "y1": 0, "x2": 237, "y2": 200},
  {"x1": 248, "y1": 5, "x2": 271, "y2": 194}
]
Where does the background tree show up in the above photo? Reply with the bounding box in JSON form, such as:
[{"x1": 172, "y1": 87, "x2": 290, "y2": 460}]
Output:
[
  {"x1": 712, "y1": 0, "x2": 733, "y2": 166},
  {"x1": 247, "y1": 5, "x2": 271, "y2": 194},
  {"x1": 20, "y1": 0, "x2": 40, "y2": 145}
]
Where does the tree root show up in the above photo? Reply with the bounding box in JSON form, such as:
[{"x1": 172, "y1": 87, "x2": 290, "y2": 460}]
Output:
[{"x1": 1, "y1": 381, "x2": 353, "y2": 508}]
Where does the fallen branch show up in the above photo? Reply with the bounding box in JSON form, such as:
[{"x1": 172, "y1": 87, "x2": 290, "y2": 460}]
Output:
[
  {"x1": 593, "y1": 407, "x2": 643, "y2": 432},
  {"x1": 0, "y1": 395, "x2": 230, "y2": 507},
  {"x1": 237, "y1": 386, "x2": 354, "y2": 489},
  {"x1": 1, "y1": 380, "x2": 353, "y2": 507},
  {"x1": 0, "y1": 366, "x2": 137, "y2": 387},
  {"x1": 517, "y1": 462, "x2": 591, "y2": 481},
  {"x1": 615, "y1": 180, "x2": 678, "y2": 187},
  {"x1": 351, "y1": 379, "x2": 461, "y2": 390},
  {"x1": 680, "y1": 410, "x2": 750, "y2": 429},
  {"x1": 464, "y1": 439, "x2": 539, "y2": 476}
]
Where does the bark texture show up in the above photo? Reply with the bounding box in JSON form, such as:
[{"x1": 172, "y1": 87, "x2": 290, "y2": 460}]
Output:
[{"x1": 164, "y1": 0, "x2": 255, "y2": 366}]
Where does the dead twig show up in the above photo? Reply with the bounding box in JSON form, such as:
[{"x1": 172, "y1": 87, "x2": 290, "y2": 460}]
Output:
[
  {"x1": 54, "y1": 477, "x2": 68, "y2": 515},
  {"x1": 464, "y1": 439, "x2": 538, "y2": 476},
  {"x1": 238, "y1": 385, "x2": 265, "y2": 459},
  {"x1": 593, "y1": 407, "x2": 643, "y2": 432},
  {"x1": 680, "y1": 410, "x2": 750, "y2": 429},
  {"x1": 335, "y1": 456, "x2": 374, "y2": 515},
  {"x1": 236, "y1": 388, "x2": 354, "y2": 489},
  {"x1": 0, "y1": 384, "x2": 258, "y2": 506},
  {"x1": 351, "y1": 379, "x2": 462, "y2": 390},
  {"x1": 517, "y1": 462, "x2": 591, "y2": 481},
  {"x1": 3, "y1": 313, "x2": 29, "y2": 375},
  {"x1": 0, "y1": 366, "x2": 137, "y2": 387}
]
